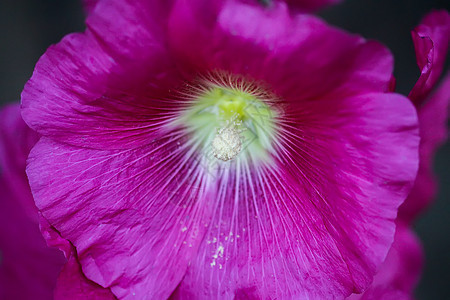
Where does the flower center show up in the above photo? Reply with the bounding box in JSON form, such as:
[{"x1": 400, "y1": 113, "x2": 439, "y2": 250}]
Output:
[
  {"x1": 176, "y1": 76, "x2": 278, "y2": 165},
  {"x1": 211, "y1": 126, "x2": 242, "y2": 161}
]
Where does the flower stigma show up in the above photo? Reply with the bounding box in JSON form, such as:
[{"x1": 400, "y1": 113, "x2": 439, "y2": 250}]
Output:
[{"x1": 211, "y1": 123, "x2": 242, "y2": 161}]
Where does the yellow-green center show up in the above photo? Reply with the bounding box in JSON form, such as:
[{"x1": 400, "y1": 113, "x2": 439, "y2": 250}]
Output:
[{"x1": 178, "y1": 83, "x2": 277, "y2": 164}]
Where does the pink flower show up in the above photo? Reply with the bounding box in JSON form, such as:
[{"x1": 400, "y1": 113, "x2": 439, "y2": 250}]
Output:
[
  {"x1": 408, "y1": 10, "x2": 450, "y2": 106},
  {"x1": 22, "y1": 0, "x2": 419, "y2": 299},
  {"x1": 400, "y1": 10, "x2": 450, "y2": 223},
  {"x1": 349, "y1": 10, "x2": 450, "y2": 300},
  {"x1": 0, "y1": 104, "x2": 65, "y2": 300}
]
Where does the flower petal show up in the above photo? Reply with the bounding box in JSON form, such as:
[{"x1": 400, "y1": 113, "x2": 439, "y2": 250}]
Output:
[
  {"x1": 171, "y1": 92, "x2": 419, "y2": 298},
  {"x1": 21, "y1": 1, "x2": 422, "y2": 299},
  {"x1": 39, "y1": 215, "x2": 117, "y2": 299},
  {"x1": 0, "y1": 178, "x2": 64, "y2": 300},
  {"x1": 169, "y1": 0, "x2": 394, "y2": 102},
  {"x1": 399, "y1": 74, "x2": 450, "y2": 222},
  {"x1": 408, "y1": 10, "x2": 450, "y2": 105},
  {"x1": 347, "y1": 223, "x2": 424, "y2": 300},
  {"x1": 55, "y1": 256, "x2": 117, "y2": 300},
  {"x1": 27, "y1": 137, "x2": 215, "y2": 299},
  {"x1": 21, "y1": 0, "x2": 180, "y2": 150},
  {"x1": 0, "y1": 104, "x2": 65, "y2": 300},
  {"x1": 82, "y1": 0, "x2": 98, "y2": 14},
  {"x1": 0, "y1": 104, "x2": 39, "y2": 219}
]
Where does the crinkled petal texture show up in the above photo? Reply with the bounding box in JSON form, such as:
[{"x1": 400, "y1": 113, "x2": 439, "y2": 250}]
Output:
[
  {"x1": 22, "y1": 0, "x2": 179, "y2": 150},
  {"x1": 39, "y1": 216, "x2": 117, "y2": 299},
  {"x1": 55, "y1": 256, "x2": 117, "y2": 300},
  {"x1": 23, "y1": 1, "x2": 419, "y2": 299},
  {"x1": 347, "y1": 224, "x2": 424, "y2": 300},
  {"x1": 0, "y1": 104, "x2": 65, "y2": 300},
  {"x1": 28, "y1": 136, "x2": 215, "y2": 299},
  {"x1": 409, "y1": 10, "x2": 450, "y2": 105}
]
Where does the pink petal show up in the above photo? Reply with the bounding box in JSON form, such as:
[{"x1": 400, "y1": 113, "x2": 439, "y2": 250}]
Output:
[
  {"x1": 408, "y1": 10, "x2": 450, "y2": 105},
  {"x1": 82, "y1": 0, "x2": 98, "y2": 14},
  {"x1": 169, "y1": 0, "x2": 394, "y2": 101},
  {"x1": 0, "y1": 104, "x2": 65, "y2": 300},
  {"x1": 28, "y1": 137, "x2": 215, "y2": 299},
  {"x1": 21, "y1": 0, "x2": 181, "y2": 150},
  {"x1": 39, "y1": 216, "x2": 116, "y2": 299},
  {"x1": 347, "y1": 223, "x2": 424, "y2": 300},
  {"x1": 171, "y1": 92, "x2": 418, "y2": 298},
  {"x1": 55, "y1": 256, "x2": 117, "y2": 300},
  {"x1": 0, "y1": 104, "x2": 39, "y2": 220},
  {"x1": 399, "y1": 74, "x2": 450, "y2": 222}
]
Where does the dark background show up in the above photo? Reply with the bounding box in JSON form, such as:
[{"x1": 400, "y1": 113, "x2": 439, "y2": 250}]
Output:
[{"x1": 0, "y1": 0, "x2": 448, "y2": 298}]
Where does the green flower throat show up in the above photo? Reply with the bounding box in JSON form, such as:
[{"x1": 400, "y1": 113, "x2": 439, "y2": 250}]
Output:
[{"x1": 178, "y1": 81, "x2": 278, "y2": 163}]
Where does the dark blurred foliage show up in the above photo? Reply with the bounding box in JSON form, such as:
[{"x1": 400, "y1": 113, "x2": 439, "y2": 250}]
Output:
[{"x1": 0, "y1": 0, "x2": 448, "y2": 298}]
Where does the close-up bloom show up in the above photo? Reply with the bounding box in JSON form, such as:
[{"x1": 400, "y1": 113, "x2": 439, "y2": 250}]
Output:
[
  {"x1": 0, "y1": 104, "x2": 65, "y2": 299},
  {"x1": 21, "y1": 0, "x2": 420, "y2": 299}
]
